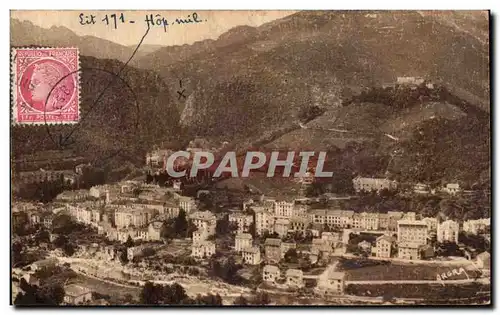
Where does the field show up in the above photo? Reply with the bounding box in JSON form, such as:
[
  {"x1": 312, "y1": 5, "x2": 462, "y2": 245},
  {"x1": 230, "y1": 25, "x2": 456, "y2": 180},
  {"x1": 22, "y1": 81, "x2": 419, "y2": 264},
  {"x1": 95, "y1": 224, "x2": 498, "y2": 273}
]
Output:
[
  {"x1": 338, "y1": 258, "x2": 481, "y2": 281},
  {"x1": 75, "y1": 274, "x2": 141, "y2": 303},
  {"x1": 345, "y1": 282, "x2": 490, "y2": 301}
]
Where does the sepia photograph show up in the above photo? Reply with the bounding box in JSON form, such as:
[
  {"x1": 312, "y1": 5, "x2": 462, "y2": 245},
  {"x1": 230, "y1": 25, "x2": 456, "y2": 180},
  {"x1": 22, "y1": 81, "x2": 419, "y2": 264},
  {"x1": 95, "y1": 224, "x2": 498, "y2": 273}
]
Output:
[{"x1": 9, "y1": 9, "x2": 491, "y2": 307}]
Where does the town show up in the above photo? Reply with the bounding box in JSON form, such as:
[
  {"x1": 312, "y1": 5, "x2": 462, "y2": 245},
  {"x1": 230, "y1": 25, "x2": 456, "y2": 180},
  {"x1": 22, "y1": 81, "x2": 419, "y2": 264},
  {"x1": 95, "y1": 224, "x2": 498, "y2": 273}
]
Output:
[{"x1": 11, "y1": 148, "x2": 491, "y2": 305}]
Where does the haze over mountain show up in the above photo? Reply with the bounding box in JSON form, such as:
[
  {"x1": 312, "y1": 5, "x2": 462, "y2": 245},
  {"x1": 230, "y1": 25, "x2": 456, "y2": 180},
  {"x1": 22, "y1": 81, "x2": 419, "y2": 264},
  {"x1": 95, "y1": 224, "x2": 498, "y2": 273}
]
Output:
[{"x1": 10, "y1": 19, "x2": 160, "y2": 62}]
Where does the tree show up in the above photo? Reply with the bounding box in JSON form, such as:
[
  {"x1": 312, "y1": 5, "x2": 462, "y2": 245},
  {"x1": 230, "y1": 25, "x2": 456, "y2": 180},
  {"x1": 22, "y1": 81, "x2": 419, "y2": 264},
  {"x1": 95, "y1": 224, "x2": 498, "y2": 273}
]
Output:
[
  {"x1": 124, "y1": 235, "x2": 134, "y2": 248},
  {"x1": 284, "y1": 248, "x2": 299, "y2": 264},
  {"x1": 14, "y1": 278, "x2": 64, "y2": 305},
  {"x1": 34, "y1": 229, "x2": 51, "y2": 244},
  {"x1": 174, "y1": 209, "x2": 189, "y2": 237},
  {"x1": 119, "y1": 250, "x2": 129, "y2": 264}
]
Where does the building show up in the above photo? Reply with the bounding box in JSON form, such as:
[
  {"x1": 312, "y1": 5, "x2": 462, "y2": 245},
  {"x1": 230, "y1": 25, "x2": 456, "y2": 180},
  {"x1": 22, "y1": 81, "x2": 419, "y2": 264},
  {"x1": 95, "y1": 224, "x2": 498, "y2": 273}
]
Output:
[
  {"x1": 114, "y1": 207, "x2": 157, "y2": 229},
  {"x1": 378, "y1": 213, "x2": 389, "y2": 230},
  {"x1": 148, "y1": 221, "x2": 164, "y2": 241},
  {"x1": 309, "y1": 209, "x2": 354, "y2": 229},
  {"x1": 316, "y1": 270, "x2": 346, "y2": 295},
  {"x1": 437, "y1": 220, "x2": 459, "y2": 243},
  {"x1": 360, "y1": 212, "x2": 379, "y2": 230},
  {"x1": 352, "y1": 176, "x2": 397, "y2": 193},
  {"x1": 192, "y1": 230, "x2": 208, "y2": 244},
  {"x1": 162, "y1": 200, "x2": 180, "y2": 219},
  {"x1": 264, "y1": 238, "x2": 282, "y2": 263},
  {"x1": 228, "y1": 213, "x2": 254, "y2": 234},
  {"x1": 422, "y1": 217, "x2": 438, "y2": 232},
  {"x1": 398, "y1": 242, "x2": 421, "y2": 260},
  {"x1": 443, "y1": 183, "x2": 460, "y2": 195},
  {"x1": 321, "y1": 232, "x2": 340, "y2": 245},
  {"x1": 262, "y1": 265, "x2": 280, "y2": 283},
  {"x1": 286, "y1": 269, "x2": 304, "y2": 288},
  {"x1": 463, "y1": 218, "x2": 490, "y2": 235},
  {"x1": 375, "y1": 235, "x2": 395, "y2": 258},
  {"x1": 253, "y1": 207, "x2": 273, "y2": 236},
  {"x1": 387, "y1": 211, "x2": 404, "y2": 231},
  {"x1": 31, "y1": 258, "x2": 58, "y2": 271},
  {"x1": 397, "y1": 220, "x2": 428, "y2": 246},
  {"x1": 241, "y1": 246, "x2": 261, "y2": 265},
  {"x1": 414, "y1": 183, "x2": 431, "y2": 195},
  {"x1": 289, "y1": 216, "x2": 309, "y2": 233},
  {"x1": 396, "y1": 76, "x2": 425, "y2": 85},
  {"x1": 274, "y1": 218, "x2": 290, "y2": 237},
  {"x1": 311, "y1": 238, "x2": 333, "y2": 257},
  {"x1": 191, "y1": 241, "x2": 216, "y2": 259},
  {"x1": 235, "y1": 233, "x2": 253, "y2": 252},
  {"x1": 177, "y1": 195, "x2": 197, "y2": 213},
  {"x1": 189, "y1": 211, "x2": 216, "y2": 236},
  {"x1": 274, "y1": 200, "x2": 295, "y2": 217},
  {"x1": 63, "y1": 284, "x2": 93, "y2": 305}
]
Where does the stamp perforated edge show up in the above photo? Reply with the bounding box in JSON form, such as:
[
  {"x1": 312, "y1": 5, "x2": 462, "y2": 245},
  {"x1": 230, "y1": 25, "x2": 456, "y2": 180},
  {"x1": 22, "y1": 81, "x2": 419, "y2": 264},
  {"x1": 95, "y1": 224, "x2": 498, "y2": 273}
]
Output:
[{"x1": 10, "y1": 47, "x2": 81, "y2": 126}]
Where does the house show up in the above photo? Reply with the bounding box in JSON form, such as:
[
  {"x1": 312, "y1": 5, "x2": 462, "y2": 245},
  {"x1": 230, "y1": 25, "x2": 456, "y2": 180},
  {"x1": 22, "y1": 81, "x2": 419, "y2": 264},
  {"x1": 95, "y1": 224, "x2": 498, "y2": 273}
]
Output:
[
  {"x1": 422, "y1": 217, "x2": 438, "y2": 232},
  {"x1": 352, "y1": 176, "x2": 397, "y2": 193},
  {"x1": 311, "y1": 238, "x2": 333, "y2": 257},
  {"x1": 321, "y1": 232, "x2": 340, "y2": 245},
  {"x1": 286, "y1": 269, "x2": 304, "y2": 288},
  {"x1": 31, "y1": 258, "x2": 58, "y2": 271},
  {"x1": 148, "y1": 221, "x2": 164, "y2": 241},
  {"x1": 397, "y1": 76, "x2": 425, "y2": 85},
  {"x1": 228, "y1": 213, "x2": 254, "y2": 234},
  {"x1": 241, "y1": 246, "x2": 261, "y2": 265},
  {"x1": 437, "y1": 220, "x2": 459, "y2": 243},
  {"x1": 29, "y1": 213, "x2": 41, "y2": 226},
  {"x1": 316, "y1": 270, "x2": 346, "y2": 295},
  {"x1": 398, "y1": 242, "x2": 421, "y2": 260},
  {"x1": 63, "y1": 284, "x2": 93, "y2": 305},
  {"x1": 189, "y1": 211, "x2": 216, "y2": 236},
  {"x1": 264, "y1": 238, "x2": 282, "y2": 263},
  {"x1": 375, "y1": 235, "x2": 395, "y2": 258},
  {"x1": 191, "y1": 241, "x2": 216, "y2": 259},
  {"x1": 235, "y1": 233, "x2": 253, "y2": 252},
  {"x1": 475, "y1": 252, "x2": 490, "y2": 270},
  {"x1": 289, "y1": 216, "x2": 309, "y2": 233},
  {"x1": 443, "y1": 183, "x2": 460, "y2": 195},
  {"x1": 413, "y1": 183, "x2": 431, "y2": 195},
  {"x1": 463, "y1": 218, "x2": 490, "y2": 235},
  {"x1": 309, "y1": 209, "x2": 354, "y2": 229},
  {"x1": 262, "y1": 265, "x2": 280, "y2": 283}
]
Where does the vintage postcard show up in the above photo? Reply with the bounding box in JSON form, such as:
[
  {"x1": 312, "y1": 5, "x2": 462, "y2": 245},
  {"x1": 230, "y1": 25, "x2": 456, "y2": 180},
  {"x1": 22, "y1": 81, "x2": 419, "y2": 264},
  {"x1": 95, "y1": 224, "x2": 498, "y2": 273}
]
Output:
[{"x1": 10, "y1": 10, "x2": 491, "y2": 306}]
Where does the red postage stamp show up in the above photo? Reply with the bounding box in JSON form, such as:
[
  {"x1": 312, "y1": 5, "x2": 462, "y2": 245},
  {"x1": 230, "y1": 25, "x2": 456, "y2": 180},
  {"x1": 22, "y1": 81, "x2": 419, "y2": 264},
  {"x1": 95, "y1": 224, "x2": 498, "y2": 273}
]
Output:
[{"x1": 11, "y1": 47, "x2": 80, "y2": 125}]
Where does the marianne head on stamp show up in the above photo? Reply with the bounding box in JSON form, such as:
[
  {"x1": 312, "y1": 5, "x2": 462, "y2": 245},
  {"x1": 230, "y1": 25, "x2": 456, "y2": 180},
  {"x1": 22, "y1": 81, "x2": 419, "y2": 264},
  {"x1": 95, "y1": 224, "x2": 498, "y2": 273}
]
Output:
[{"x1": 12, "y1": 47, "x2": 80, "y2": 125}]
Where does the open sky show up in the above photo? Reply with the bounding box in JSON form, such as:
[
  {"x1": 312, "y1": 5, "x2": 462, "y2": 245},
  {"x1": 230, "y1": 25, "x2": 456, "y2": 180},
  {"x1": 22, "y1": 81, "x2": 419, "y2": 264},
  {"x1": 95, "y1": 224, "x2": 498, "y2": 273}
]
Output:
[{"x1": 11, "y1": 10, "x2": 297, "y2": 47}]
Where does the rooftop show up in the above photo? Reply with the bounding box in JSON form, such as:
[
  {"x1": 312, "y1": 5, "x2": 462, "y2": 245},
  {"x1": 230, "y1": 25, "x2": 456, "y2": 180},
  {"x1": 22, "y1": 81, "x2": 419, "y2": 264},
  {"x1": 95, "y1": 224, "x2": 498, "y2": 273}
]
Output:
[
  {"x1": 236, "y1": 233, "x2": 252, "y2": 240},
  {"x1": 265, "y1": 238, "x2": 282, "y2": 246}
]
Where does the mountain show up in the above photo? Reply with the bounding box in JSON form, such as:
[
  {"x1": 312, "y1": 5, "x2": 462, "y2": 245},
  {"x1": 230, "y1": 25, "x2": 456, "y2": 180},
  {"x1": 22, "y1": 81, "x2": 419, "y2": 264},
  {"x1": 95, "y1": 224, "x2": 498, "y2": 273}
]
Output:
[
  {"x1": 135, "y1": 10, "x2": 489, "y2": 146},
  {"x1": 10, "y1": 19, "x2": 162, "y2": 63}
]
